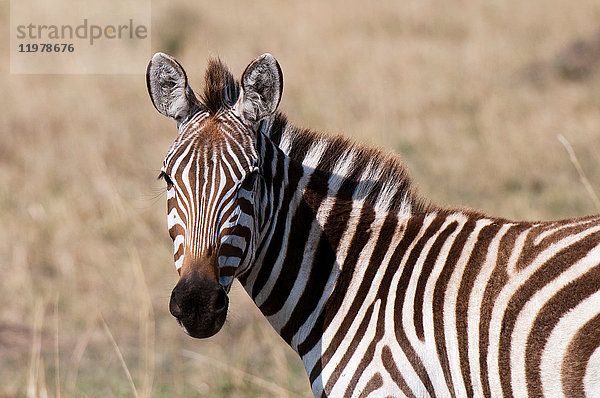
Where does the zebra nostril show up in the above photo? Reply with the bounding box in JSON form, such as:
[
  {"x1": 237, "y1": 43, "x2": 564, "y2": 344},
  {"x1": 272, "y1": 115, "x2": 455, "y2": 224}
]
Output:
[
  {"x1": 214, "y1": 289, "x2": 228, "y2": 313},
  {"x1": 169, "y1": 295, "x2": 183, "y2": 318}
]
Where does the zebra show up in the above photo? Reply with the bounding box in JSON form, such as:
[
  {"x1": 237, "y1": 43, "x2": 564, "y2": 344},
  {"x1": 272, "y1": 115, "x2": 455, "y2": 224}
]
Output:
[{"x1": 146, "y1": 52, "x2": 600, "y2": 397}]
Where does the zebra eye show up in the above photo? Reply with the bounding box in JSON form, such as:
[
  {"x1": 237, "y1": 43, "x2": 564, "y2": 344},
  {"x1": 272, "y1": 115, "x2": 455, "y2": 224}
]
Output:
[{"x1": 158, "y1": 171, "x2": 174, "y2": 188}]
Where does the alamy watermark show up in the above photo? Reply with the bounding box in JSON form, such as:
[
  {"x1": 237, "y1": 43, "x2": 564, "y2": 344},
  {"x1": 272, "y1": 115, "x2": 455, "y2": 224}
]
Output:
[{"x1": 11, "y1": 0, "x2": 151, "y2": 74}]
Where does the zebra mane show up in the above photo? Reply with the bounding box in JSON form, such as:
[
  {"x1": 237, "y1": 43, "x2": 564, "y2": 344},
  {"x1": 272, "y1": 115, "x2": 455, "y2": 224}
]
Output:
[
  {"x1": 201, "y1": 58, "x2": 240, "y2": 114},
  {"x1": 267, "y1": 113, "x2": 434, "y2": 215},
  {"x1": 199, "y1": 58, "x2": 431, "y2": 214}
]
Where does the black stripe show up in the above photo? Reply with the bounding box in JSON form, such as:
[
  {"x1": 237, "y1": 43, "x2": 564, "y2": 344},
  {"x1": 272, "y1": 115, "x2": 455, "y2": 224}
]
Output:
[
  {"x1": 259, "y1": 169, "x2": 330, "y2": 316},
  {"x1": 431, "y1": 218, "x2": 478, "y2": 396},
  {"x1": 249, "y1": 154, "x2": 302, "y2": 296},
  {"x1": 391, "y1": 214, "x2": 446, "y2": 397},
  {"x1": 306, "y1": 205, "x2": 377, "y2": 382}
]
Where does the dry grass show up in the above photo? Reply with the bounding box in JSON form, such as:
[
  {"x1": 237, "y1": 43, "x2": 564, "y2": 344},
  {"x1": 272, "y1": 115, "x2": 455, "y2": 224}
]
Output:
[{"x1": 1, "y1": 0, "x2": 600, "y2": 396}]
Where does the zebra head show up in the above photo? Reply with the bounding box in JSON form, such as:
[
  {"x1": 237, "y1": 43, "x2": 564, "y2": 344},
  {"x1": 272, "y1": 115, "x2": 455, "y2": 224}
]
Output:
[{"x1": 147, "y1": 53, "x2": 282, "y2": 338}]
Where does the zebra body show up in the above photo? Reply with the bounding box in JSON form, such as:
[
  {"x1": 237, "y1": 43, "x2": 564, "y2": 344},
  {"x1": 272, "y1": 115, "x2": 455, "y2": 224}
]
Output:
[{"x1": 147, "y1": 52, "x2": 600, "y2": 397}]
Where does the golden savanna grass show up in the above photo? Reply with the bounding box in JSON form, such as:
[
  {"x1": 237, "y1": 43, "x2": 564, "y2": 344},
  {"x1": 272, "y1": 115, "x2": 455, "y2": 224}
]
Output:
[{"x1": 1, "y1": 0, "x2": 600, "y2": 396}]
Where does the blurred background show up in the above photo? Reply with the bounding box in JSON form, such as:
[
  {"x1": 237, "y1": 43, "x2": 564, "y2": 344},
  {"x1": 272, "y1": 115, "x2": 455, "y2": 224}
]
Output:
[{"x1": 2, "y1": 0, "x2": 600, "y2": 396}]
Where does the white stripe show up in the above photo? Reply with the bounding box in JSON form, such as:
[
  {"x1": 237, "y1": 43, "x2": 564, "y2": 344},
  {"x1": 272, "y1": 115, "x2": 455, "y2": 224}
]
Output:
[
  {"x1": 383, "y1": 221, "x2": 432, "y2": 396},
  {"x1": 302, "y1": 139, "x2": 328, "y2": 168},
  {"x1": 319, "y1": 208, "x2": 391, "y2": 387},
  {"x1": 327, "y1": 300, "x2": 381, "y2": 397},
  {"x1": 506, "y1": 226, "x2": 533, "y2": 275},
  {"x1": 585, "y1": 346, "x2": 600, "y2": 397},
  {"x1": 487, "y1": 224, "x2": 600, "y2": 398},
  {"x1": 420, "y1": 215, "x2": 470, "y2": 395},
  {"x1": 403, "y1": 214, "x2": 462, "y2": 396},
  {"x1": 253, "y1": 160, "x2": 310, "y2": 306},
  {"x1": 514, "y1": 243, "x2": 600, "y2": 396},
  {"x1": 466, "y1": 222, "x2": 511, "y2": 397}
]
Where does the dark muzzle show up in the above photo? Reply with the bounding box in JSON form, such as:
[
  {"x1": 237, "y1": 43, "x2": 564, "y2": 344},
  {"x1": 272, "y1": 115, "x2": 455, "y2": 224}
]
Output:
[{"x1": 169, "y1": 274, "x2": 229, "y2": 338}]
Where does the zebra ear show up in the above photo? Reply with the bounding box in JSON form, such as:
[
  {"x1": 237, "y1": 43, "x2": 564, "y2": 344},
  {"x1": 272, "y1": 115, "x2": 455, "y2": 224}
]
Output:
[
  {"x1": 147, "y1": 52, "x2": 199, "y2": 123},
  {"x1": 234, "y1": 53, "x2": 283, "y2": 128}
]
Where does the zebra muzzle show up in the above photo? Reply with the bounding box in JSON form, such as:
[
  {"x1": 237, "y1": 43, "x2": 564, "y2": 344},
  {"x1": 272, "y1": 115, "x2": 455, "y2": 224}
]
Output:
[{"x1": 169, "y1": 275, "x2": 229, "y2": 338}]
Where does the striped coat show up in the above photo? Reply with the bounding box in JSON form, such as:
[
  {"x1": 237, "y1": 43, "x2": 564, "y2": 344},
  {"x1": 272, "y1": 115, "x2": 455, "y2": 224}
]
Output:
[{"x1": 147, "y1": 52, "x2": 600, "y2": 397}]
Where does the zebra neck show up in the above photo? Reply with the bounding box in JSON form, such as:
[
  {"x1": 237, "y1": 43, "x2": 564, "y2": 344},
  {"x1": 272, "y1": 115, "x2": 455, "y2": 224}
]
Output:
[
  {"x1": 237, "y1": 127, "x2": 421, "y2": 356},
  {"x1": 263, "y1": 113, "x2": 430, "y2": 216}
]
